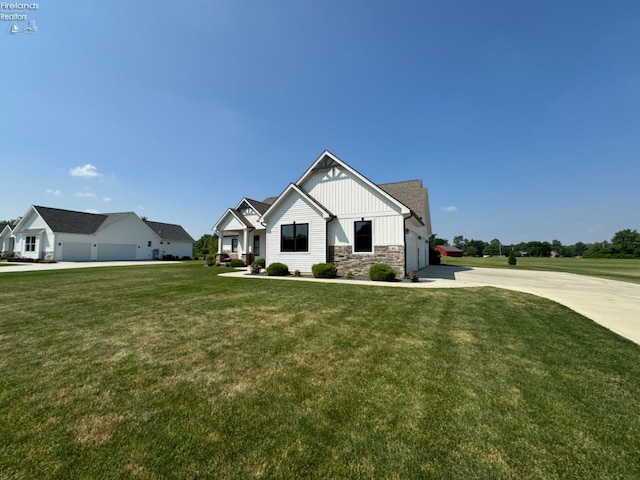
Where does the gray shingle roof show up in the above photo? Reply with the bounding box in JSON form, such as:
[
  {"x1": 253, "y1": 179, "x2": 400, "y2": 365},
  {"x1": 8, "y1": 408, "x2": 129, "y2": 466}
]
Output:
[
  {"x1": 32, "y1": 206, "x2": 193, "y2": 242},
  {"x1": 378, "y1": 180, "x2": 427, "y2": 223},
  {"x1": 143, "y1": 220, "x2": 194, "y2": 242},
  {"x1": 34, "y1": 206, "x2": 110, "y2": 234},
  {"x1": 243, "y1": 198, "x2": 272, "y2": 215}
]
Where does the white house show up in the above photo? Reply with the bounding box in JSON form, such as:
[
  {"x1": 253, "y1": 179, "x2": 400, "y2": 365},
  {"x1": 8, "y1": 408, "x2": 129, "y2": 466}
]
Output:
[
  {"x1": 215, "y1": 198, "x2": 271, "y2": 263},
  {"x1": 213, "y1": 151, "x2": 432, "y2": 277},
  {"x1": 0, "y1": 222, "x2": 16, "y2": 255},
  {"x1": 10, "y1": 206, "x2": 194, "y2": 262}
]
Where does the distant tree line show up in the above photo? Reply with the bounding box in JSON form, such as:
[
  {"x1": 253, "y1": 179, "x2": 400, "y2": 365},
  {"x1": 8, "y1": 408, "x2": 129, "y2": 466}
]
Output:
[
  {"x1": 192, "y1": 234, "x2": 218, "y2": 259},
  {"x1": 429, "y1": 229, "x2": 640, "y2": 259}
]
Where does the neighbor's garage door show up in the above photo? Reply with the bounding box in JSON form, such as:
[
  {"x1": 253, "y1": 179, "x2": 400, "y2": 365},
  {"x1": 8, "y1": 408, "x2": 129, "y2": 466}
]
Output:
[
  {"x1": 97, "y1": 243, "x2": 137, "y2": 261},
  {"x1": 62, "y1": 242, "x2": 91, "y2": 261}
]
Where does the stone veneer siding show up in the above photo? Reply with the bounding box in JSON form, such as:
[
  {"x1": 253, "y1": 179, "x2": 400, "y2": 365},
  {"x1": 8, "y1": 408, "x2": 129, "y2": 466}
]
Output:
[{"x1": 328, "y1": 245, "x2": 405, "y2": 278}]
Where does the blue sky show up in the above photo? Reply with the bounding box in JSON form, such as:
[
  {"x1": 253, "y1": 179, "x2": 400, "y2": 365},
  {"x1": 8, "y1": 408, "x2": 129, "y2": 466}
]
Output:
[{"x1": 3, "y1": 1, "x2": 639, "y2": 245}]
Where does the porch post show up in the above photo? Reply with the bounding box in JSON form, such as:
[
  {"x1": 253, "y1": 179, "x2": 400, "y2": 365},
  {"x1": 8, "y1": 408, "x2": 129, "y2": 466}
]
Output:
[
  {"x1": 216, "y1": 231, "x2": 224, "y2": 262},
  {"x1": 242, "y1": 228, "x2": 251, "y2": 265}
]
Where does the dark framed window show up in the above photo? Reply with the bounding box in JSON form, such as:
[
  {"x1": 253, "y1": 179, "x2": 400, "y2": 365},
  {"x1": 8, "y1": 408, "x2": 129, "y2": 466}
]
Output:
[
  {"x1": 231, "y1": 238, "x2": 238, "y2": 253},
  {"x1": 281, "y1": 223, "x2": 308, "y2": 252},
  {"x1": 354, "y1": 220, "x2": 372, "y2": 252},
  {"x1": 25, "y1": 235, "x2": 36, "y2": 252},
  {"x1": 253, "y1": 235, "x2": 260, "y2": 256}
]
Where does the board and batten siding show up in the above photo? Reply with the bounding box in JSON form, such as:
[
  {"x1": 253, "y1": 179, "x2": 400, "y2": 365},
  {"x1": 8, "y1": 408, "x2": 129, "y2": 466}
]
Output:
[
  {"x1": 328, "y1": 214, "x2": 404, "y2": 247},
  {"x1": 302, "y1": 168, "x2": 403, "y2": 218},
  {"x1": 265, "y1": 191, "x2": 327, "y2": 272},
  {"x1": 303, "y1": 168, "x2": 406, "y2": 249}
]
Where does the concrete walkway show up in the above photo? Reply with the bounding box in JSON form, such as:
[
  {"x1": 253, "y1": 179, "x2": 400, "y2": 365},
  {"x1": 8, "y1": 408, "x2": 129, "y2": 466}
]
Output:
[{"x1": 221, "y1": 266, "x2": 640, "y2": 346}]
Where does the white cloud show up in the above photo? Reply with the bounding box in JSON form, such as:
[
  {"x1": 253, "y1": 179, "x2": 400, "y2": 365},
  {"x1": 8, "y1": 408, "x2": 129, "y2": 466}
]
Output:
[
  {"x1": 102, "y1": 197, "x2": 112, "y2": 203},
  {"x1": 46, "y1": 189, "x2": 61, "y2": 196},
  {"x1": 76, "y1": 192, "x2": 96, "y2": 198},
  {"x1": 440, "y1": 206, "x2": 457, "y2": 213},
  {"x1": 70, "y1": 164, "x2": 101, "y2": 177}
]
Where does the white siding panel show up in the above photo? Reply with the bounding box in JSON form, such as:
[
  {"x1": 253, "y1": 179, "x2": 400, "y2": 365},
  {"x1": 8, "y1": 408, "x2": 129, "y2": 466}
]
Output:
[
  {"x1": 266, "y1": 192, "x2": 326, "y2": 272},
  {"x1": 218, "y1": 215, "x2": 246, "y2": 232},
  {"x1": 329, "y1": 215, "x2": 404, "y2": 246},
  {"x1": 303, "y1": 168, "x2": 402, "y2": 217},
  {"x1": 221, "y1": 235, "x2": 241, "y2": 256}
]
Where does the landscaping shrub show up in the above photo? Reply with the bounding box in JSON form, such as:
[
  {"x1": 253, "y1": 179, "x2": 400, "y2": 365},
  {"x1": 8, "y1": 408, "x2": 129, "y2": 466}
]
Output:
[
  {"x1": 311, "y1": 263, "x2": 337, "y2": 278},
  {"x1": 293, "y1": 269, "x2": 301, "y2": 277},
  {"x1": 369, "y1": 263, "x2": 397, "y2": 281},
  {"x1": 229, "y1": 259, "x2": 246, "y2": 267},
  {"x1": 254, "y1": 258, "x2": 266, "y2": 267},
  {"x1": 409, "y1": 271, "x2": 419, "y2": 282},
  {"x1": 205, "y1": 255, "x2": 215, "y2": 266},
  {"x1": 267, "y1": 262, "x2": 289, "y2": 276},
  {"x1": 508, "y1": 249, "x2": 517, "y2": 266}
]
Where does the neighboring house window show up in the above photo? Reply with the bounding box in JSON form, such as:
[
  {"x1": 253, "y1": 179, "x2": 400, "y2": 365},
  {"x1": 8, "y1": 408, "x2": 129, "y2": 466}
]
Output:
[
  {"x1": 25, "y1": 235, "x2": 36, "y2": 252},
  {"x1": 253, "y1": 235, "x2": 260, "y2": 256},
  {"x1": 354, "y1": 220, "x2": 372, "y2": 252},
  {"x1": 281, "y1": 223, "x2": 308, "y2": 252},
  {"x1": 231, "y1": 238, "x2": 238, "y2": 253}
]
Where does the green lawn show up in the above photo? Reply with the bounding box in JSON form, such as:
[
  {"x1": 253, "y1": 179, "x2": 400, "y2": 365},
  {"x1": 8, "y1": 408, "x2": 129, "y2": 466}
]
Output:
[
  {"x1": 440, "y1": 256, "x2": 640, "y2": 284},
  {"x1": 1, "y1": 263, "x2": 639, "y2": 479}
]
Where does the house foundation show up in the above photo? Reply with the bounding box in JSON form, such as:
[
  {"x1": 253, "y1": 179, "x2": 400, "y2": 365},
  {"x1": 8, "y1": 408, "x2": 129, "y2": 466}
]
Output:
[{"x1": 328, "y1": 245, "x2": 405, "y2": 278}]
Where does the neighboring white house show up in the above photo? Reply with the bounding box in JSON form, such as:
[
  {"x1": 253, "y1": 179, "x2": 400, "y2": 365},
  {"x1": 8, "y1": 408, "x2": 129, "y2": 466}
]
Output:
[
  {"x1": 213, "y1": 151, "x2": 432, "y2": 277},
  {"x1": 9, "y1": 205, "x2": 194, "y2": 262},
  {"x1": 0, "y1": 222, "x2": 16, "y2": 255}
]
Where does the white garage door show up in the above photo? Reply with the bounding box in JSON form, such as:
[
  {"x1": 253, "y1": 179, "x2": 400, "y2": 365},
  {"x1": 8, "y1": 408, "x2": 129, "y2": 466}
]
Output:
[
  {"x1": 97, "y1": 243, "x2": 137, "y2": 261},
  {"x1": 62, "y1": 242, "x2": 91, "y2": 261}
]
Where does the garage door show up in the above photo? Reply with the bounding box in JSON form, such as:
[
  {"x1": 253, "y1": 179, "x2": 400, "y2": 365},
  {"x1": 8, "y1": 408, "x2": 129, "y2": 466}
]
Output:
[
  {"x1": 97, "y1": 243, "x2": 137, "y2": 261},
  {"x1": 62, "y1": 242, "x2": 91, "y2": 261}
]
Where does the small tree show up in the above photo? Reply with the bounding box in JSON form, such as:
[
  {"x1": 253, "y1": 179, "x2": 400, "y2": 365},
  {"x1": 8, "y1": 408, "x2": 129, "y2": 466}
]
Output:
[{"x1": 508, "y1": 249, "x2": 517, "y2": 266}]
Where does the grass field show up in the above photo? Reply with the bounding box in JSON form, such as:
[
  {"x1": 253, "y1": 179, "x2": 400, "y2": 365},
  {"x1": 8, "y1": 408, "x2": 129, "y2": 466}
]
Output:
[
  {"x1": 1, "y1": 263, "x2": 639, "y2": 479},
  {"x1": 440, "y1": 256, "x2": 640, "y2": 284}
]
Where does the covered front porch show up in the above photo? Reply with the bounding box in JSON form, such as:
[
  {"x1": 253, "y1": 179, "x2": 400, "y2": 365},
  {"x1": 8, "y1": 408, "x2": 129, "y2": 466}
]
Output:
[{"x1": 217, "y1": 228, "x2": 265, "y2": 265}]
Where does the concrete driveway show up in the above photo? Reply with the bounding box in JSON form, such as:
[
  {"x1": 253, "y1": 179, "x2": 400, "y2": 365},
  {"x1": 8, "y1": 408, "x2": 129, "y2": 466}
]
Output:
[
  {"x1": 419, "y1": 266, "x2": 640, "y2": 346},
  {"x1": 0, "y1": 260, "x2": 174, "y2": 273}
]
